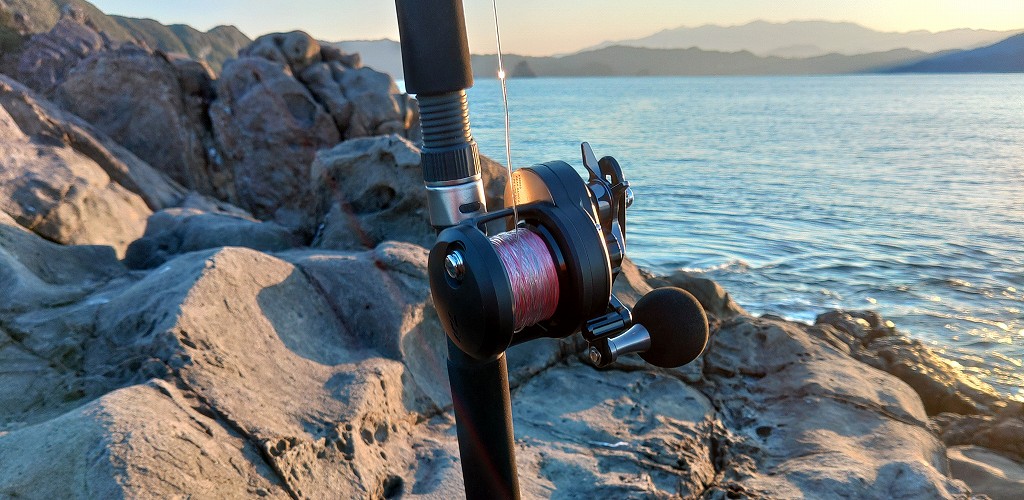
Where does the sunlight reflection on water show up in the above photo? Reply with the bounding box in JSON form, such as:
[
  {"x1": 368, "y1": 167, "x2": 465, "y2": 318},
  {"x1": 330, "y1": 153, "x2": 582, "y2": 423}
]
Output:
[{"x1": 467, "y1": 74, "x2": 1024, "y2": 400}]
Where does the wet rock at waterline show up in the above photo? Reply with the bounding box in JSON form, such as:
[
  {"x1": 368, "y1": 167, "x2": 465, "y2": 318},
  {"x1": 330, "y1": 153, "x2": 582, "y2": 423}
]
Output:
[{"x1": 815, "y1": 309, "x2": 1008, "y2": 416}]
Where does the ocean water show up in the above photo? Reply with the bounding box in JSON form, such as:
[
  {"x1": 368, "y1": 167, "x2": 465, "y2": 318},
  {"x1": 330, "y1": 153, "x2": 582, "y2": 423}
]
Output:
[{"x1": 463, "y1": 74, "x2": 1024, "y2": 401}]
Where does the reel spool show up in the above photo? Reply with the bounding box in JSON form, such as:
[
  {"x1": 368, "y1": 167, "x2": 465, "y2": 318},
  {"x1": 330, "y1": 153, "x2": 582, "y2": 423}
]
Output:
[{"x1": 428, "y1": 143, "x2": 709, "y2": 365}]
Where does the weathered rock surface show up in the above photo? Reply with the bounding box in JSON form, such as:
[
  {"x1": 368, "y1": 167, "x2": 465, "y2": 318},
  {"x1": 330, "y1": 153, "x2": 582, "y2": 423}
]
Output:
[
  {"x1": 947, "y1": 445, "x2": 1024, "y2": 500},
  {"x1": 210, "y1": 56, "x2": 340, "y2": 227},
  {"x1": 697, "y1": 314, "x2": 969, "y2": 498},
  {"x1": 124, "y1": 205, "x2": 300, "y2": 269},
  {"x1": 0, "y1": 207, "x2": 983, "y2": 498},
  {"x1": 310, "y1": 134, "x2": 510, "y2": 250},
  {"x1": 15, "y1": 8, "x2": 109, "y2": 95},
  {"x1": 0, "y1": 74, "x2": 185, "y2": 211},
  {"x1": 208, "y1": 31, "x2": 421, "y2": 228},
  {"x1": 816, "y1": 309, "x2": 1006, "y2": 416},
  {"x1": 0, "y1": 79, "x2": 150, "y2": 256},
  {"x1": 55, "y1": 46, "x2": 225, "y2": 196},
  {"x1": 932, "y1": 410, "x2": 1024, "y2": 463}
]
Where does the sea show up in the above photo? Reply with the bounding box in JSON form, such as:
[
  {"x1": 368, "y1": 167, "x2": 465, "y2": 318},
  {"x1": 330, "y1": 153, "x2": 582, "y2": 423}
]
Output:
[{"x1": 456, "y1": 74, "x2": 1024, "y2": 401}]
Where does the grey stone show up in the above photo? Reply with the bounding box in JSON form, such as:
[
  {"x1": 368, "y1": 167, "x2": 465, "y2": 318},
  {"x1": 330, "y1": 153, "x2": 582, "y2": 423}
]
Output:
[
  {"x1": 124, "y1": 206, "x2": 301, "y2": 269},
  {"x1": 55, "y1": 47, "x2": 222, "y2": 195},
  {"x1": 0, "y1": 74, "x2": 186, "y2": 211},
  {"x1": 310, "y1": 134, "x2": 430, "y2": 250},
  {"x1": 210, "y1": 56, "x2": 340, "y2": 226},
  {"x1": 0, "y1": 84, "x2": 150, "y2": 256},
  {"x1": 947, "y1": 445, "x2": 1024, "y2": 500},
  {"x1": 816, "y1": 309, "x2": 1006, "y2": 416},
  {"x1": 15, "y1": 12, "x2": 106, "y2": 95}
]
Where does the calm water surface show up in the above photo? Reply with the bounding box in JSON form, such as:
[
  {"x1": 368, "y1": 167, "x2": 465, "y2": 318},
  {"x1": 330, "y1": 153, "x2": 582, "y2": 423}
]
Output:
[{"x1": 464, "y1": 74, "x2": 1024, "y2": 400}]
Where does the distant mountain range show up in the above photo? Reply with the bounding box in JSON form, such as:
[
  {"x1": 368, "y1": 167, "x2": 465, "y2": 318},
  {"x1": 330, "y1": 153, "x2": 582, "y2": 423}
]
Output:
[
  {"x1": 336, "y1": 23, "x2": 1024, "y2": 81},
  {"x1": 886, "y1": 33, "x2": 1024, "y2": 73},
  {"x1": 0, "y1": 0, "x2": 250, "y2": 71},
  {"x1": 469, "y1": 47, "x2": 943, "y2": 77},
  {"x1": 582, "y1": 20, "x2": 1022, "y2": 58}
]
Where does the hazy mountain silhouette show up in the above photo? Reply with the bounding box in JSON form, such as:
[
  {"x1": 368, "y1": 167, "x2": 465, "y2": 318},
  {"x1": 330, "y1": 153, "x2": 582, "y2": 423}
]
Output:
[
  {"x1": 468, "y1": 46, "x2": 939, "y2": 77},
  {"x1": 582, "y1": 20, "x2": 1021, "y2": 58},
  {"x1": 883, "y1": 33, "x2": 1024, "y2": 73}
]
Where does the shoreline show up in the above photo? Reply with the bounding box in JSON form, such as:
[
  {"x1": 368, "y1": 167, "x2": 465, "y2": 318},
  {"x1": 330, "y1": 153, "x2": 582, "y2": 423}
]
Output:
[{"x1": 0, "y1": 17, "x2": 1021, "y2": 498}]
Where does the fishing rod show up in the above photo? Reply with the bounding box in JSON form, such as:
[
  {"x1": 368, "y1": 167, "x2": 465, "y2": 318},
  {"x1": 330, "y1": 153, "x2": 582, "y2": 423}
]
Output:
[{"x1": 395, "y1": 1, "x2": 710, "y2": 497}]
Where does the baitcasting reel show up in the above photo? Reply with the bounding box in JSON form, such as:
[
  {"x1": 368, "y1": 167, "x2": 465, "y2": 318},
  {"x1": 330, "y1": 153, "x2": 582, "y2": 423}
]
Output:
[{"x1": 428, "y1": 143, "x2": 710, "y2": 367}]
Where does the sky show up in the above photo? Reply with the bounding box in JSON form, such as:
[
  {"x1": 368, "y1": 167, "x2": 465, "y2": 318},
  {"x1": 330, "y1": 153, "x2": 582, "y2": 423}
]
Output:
[{"x1": 89, "y1": 0, "x2": 1024, "y2": 56}]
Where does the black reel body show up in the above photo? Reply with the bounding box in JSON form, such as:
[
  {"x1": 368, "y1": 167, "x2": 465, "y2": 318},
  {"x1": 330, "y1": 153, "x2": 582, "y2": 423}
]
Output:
[
  {"x1": 429, "y1": 158, "x2": 613, "y2": 359},
  {"x1": 429, "y1": 143, "x2": 707, "y2": 365}
]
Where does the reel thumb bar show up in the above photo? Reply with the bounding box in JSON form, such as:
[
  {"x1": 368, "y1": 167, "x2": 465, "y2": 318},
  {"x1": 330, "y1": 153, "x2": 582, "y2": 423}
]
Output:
[{"x1": 396, "y1": 1, "x2": 521, "y2": 498}]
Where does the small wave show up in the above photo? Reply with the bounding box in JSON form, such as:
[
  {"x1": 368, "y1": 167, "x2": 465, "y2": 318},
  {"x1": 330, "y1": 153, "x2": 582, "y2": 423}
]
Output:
[{"x1": 679, "y1": 259, "x2": 750, "y2": 274}]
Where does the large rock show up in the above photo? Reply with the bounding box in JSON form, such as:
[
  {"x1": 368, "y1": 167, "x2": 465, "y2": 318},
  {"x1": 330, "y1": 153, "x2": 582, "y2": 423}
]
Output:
[
  {"x1": 210, "y1": 56, "x2": 340, "y2": 227},
  {"x1": 0, "y1": 381, "x2": 287, "y2": 499},
  {"x1": 698, "y1": 315, "x2": 970, "y2": 498},
  {"x1": 240, "y1": 30, "x2": 418, "y2": 142},
  {"x1": 310, "y1": 134, "x2": 509, "y2": 250},
  {"x1": 932, "y1": 411, "x2": 1024, "y2": 463},
  {"x1": 124, "y1": 206, "x2": 300, "y2": 269},
  {"x1": 0, "y1": 74, "x2": 186, "y2": 211},
  {"x1": 15, "y1": 9, "x2": 108, "y2": 96},
  {"x1": 947, "y1": 445, "x2": 1024, "y2": 500},
  {"x1": 0, "y1": 82, "x2": 150, "y2": 256},
  {"x1": 310, "y1": 134, "x2": 429, "y2": 250},
  {"x1": 0, "y1": 212, "x2": 129, "y2": 429},
  {"x1": 816, "y1": 309, "x2": 1006, "y2": 416},
  {"x1": 55, "y1": 47, "x2": 226, "y2": 197}
]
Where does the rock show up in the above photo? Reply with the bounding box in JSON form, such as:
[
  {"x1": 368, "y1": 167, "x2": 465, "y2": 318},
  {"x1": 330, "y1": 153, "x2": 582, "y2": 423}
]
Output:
[
  {"x1": 55, "y1": 47, "x2": 224, "y2": 195},
  {"x1": 237, "y1": 30, "x2": 419, "y2": 143},
  {"x1": 0, "y1": 74, "x2": 186, "y2": 211},
  {"x1": 0, "y1": 83, "x2": 150, "y2": 256},
  {"x1": 932, "y1": 411, "x2": 1024, "y2": 463},
  {"x1": 816, "y1": 309, "x2": 1005, "y2": 416},
  {"x1": 241, "y1": 31, "x2": 321, "y2": 74},
  {"x1": 947, "y1": 445, "x2": 1024, "y2": 500},
  {"x1": 0, "y1": 212, "x2": 129, "y2": 429},
  {"x1": 649, "y1": 270, "x2": 748, "y2": 323},
  {"x1": 0, "y1": 381, "x2": 288, "y2": 499},
  {"x1": 310, "y1": 135, "x2": 509, "y2": 251},
  {"x1": 699, "y1": 315, "x2": 970, "y2": 498},
  {"x1": 124, "y1": 206, "x2": 300, "y2": 269},
  {"x1": 510, "y1": 361, "x2": 719, "y2": 497},
  {"x1": 310, "y1": 134, "x2": 430, "y2": 250},
  {"x1": 210, "y1": 56, "x2": 340, "y2": 227},
  {"x1": 15, "y1": 10, "x2": 107, "y2": 95}
]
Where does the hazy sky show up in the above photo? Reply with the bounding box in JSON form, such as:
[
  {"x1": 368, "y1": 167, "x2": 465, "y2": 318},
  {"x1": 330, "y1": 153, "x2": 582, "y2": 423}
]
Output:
[{"x1": 90, "y1": 0, "x2": 1024, "y2": 56}]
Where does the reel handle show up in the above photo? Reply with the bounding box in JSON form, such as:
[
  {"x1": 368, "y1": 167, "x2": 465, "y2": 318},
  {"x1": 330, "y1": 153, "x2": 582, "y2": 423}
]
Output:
[{"x1": 589, "y1": 288, "x2": 710, "y2": 369}]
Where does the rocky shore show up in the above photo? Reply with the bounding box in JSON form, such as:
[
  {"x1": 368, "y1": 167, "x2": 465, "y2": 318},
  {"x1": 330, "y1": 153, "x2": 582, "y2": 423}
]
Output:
[{"x1": 0, "y1": 10, "x2": 1022, "y2": 500}]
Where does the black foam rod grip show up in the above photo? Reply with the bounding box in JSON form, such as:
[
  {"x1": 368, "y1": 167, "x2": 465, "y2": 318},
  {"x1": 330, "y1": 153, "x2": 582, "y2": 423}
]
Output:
[
  {"x1": 635, "y1": 287, "x2": 710, "y2": 368},
  {"x1": 395, "y1": 0, "x2": 474, "y2": 95}
]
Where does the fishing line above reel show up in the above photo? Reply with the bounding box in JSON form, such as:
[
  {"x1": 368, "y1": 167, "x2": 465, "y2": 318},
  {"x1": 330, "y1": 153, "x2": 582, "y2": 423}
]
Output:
[{"x1": 428, "y1": 143, "x2": 710, "y2": 367}]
